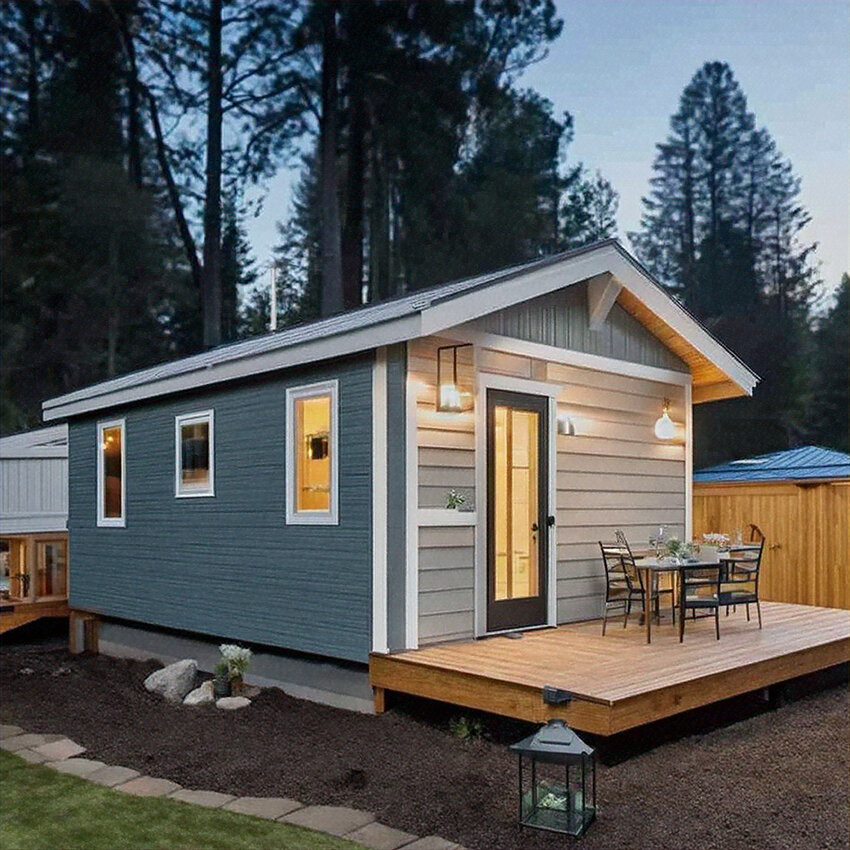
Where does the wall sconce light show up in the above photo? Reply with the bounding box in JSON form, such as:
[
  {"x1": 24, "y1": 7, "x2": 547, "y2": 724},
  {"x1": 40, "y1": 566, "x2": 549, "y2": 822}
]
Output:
[
  {"x1": 654, "y1": 399, "x2": 676, "y2": 440},
  {"x1": 557, "y1": 414, "x2": 576, "y2": 436},
  {"x1": 436, "y1": 344, "x2": 473, "y2": 412}
]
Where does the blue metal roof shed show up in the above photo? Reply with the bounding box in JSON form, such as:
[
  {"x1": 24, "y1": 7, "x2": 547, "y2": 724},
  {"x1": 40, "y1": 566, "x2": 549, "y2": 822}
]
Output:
[{"x1": 694, "y1": 446, "x2": 850, "y2": 484}]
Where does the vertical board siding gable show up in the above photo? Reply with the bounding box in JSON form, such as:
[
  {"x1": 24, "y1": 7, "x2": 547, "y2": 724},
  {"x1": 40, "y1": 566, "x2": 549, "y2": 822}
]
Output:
[{"x1": 67, "y1": 356, "x2": 372, "y2": 663}]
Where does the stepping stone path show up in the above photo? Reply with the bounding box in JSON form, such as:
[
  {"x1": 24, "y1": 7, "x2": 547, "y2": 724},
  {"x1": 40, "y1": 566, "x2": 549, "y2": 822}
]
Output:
[{"x1": 4, "y1": 723, "x2": 466, "y2": 850}]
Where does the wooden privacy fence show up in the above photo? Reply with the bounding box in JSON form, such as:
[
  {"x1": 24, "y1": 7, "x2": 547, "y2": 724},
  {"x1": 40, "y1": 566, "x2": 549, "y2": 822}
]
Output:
[{"x1": 694, "y1": 480, "x2": 850, "y2": 610}]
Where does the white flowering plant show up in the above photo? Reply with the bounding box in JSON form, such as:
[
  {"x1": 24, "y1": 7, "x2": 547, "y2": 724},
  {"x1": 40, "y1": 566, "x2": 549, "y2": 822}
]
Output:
[{"x1": 219, "y1": 643, "x2": 252, "y2": 678}]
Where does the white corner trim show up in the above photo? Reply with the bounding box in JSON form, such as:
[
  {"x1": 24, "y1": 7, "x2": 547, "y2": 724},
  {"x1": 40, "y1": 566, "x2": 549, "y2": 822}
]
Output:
[
  {"x1": 372, "y1": 348, "x2": 389, "y2": 654},
  {"x1": 404, "y1": 346, "x2": 419, "y2": 649},
  {"x1": 284, "y1": 379, "x2": 339, "y2": 525},
  {"x1": 684, "y1": 380, "x2": 693, "y2": 541},
  {"x1": 417, "y1": 508, "x2": 477, "y2": 527},
  {"x1": 96, "y1": 417, "x2": 126, "y2": 528},
  {"x1": 441, "y1": 329, "x2": 692, "y2": 387},
  {"x1": 547, "y1": 395, "x2": 558, "y2": 628},
  {"x1": 174, "y1": 409, "x2": 215, "y2": 498},
  {"x1": 587, "y1": 272, "x2": 622, "y2": 331}
]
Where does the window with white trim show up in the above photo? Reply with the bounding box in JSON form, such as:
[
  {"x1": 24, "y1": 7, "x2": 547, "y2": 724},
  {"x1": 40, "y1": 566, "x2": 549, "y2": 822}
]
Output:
[
  {"x1": 97, "y1": 418, "x2": 125, "y2": 527},
  {"x1": 286, "y1": 380, "x2": 338, "y2": 524},
  {"x1": 175, "y1": 410, "x2": 215, "y2": 497}
]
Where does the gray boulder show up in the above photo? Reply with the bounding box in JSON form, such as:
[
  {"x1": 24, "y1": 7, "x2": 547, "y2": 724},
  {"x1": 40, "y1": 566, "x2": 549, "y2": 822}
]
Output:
[
  {"x1": 143, "y1": 659, "x2": 197, "y2": 702},
  {"x1": 183, "y1": 680, "x2": 214, "y2": 707}
]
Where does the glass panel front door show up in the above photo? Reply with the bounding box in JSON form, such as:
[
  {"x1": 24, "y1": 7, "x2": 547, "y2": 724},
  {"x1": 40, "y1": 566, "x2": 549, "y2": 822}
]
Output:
[{"x1": 487, "y1": 390, "x2": 548, "y2": 632}]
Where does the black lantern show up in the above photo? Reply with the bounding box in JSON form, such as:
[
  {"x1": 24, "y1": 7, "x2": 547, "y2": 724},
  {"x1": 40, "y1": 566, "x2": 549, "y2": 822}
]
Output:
[
  {"x1": 510, "y1": 719, "x2": 596, "y2": 837},
  {"x1": 436, "y1": 344, "x2": 473, "y2": 412}
]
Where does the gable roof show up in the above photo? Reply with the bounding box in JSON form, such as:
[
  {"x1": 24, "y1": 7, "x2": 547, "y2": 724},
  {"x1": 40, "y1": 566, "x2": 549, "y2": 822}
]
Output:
[
  {"x1": 694, "y1": 446, "x2": 850, "y2": 484},
  {"x1": 42, "y1": 240, "x2": 759, "y2": 422}
]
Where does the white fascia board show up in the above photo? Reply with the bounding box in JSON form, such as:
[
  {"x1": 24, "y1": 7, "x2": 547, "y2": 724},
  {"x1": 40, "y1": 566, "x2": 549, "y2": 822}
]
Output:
[
  {"x1": 43, "y1": 314, "x2": 422, "y2": 421},
  {"x1": 418, "y1": 245, "x2": 620, "y2": 337},
  {"x1": 607, "y1": 253, "x2": 759, "y2": 395}
]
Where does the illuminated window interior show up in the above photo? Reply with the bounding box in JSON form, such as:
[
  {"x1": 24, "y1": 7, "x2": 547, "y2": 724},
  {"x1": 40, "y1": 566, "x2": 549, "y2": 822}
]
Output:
[
  {"x1": 295, "y1": 394, "x2": 331, "y2": 513},
  {"x1": 493, "y1": 405, "x2": 539, "y2": 601},
  {"x1": 180, "y1": 419, "x2": 211, "y2": 491},
  {"x1": 37, "y1": 541, "x2": 67, "y2": 597},
  {"x1": 101, "y1": 425, "x2": 123, "y2": 519}
]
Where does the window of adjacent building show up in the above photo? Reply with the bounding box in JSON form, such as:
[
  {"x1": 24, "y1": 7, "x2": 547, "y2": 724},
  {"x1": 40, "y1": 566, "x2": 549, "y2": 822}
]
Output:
[
  {"x1": 286, "y1": 381, "x2": 338, "y2": 524},
  {"x1": 175, "y1": 411, "x2": 215, "y2": 498},
  {"x1": 97, "y1": 419, "x2": 125, "y2": 527}
]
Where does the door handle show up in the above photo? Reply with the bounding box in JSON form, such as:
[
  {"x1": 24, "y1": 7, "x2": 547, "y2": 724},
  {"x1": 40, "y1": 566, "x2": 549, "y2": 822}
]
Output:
[{"x1": 531, "y1": 522, "x2": 539, "y2": 532}]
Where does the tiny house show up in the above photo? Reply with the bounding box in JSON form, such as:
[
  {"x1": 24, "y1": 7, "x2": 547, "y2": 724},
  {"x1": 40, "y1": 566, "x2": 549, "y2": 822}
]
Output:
[
  {"x1": 694, "y1": 446, "x2": 850, "y2": 610},
  {"x1": 42, "y1": 240, "x2": 760, "y2": 711},
  {"x1": 0, "y1": 425, "x2": 69, "y2": 629}
]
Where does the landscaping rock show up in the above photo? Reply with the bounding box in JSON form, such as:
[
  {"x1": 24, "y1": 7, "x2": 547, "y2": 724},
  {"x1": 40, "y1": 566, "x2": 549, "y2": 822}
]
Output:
[
  {"x1": 0, "y1": 725, "x2": 24, "y2": 739},
  {"x1": 223, "y1": 796, "x2": 303, "y2": 820},
  {"x1": 183, "y1": 680, "x2": 214, "y2": 706},
  {"x1": 215, "y1": 696, "x2": 251, "y2": 710},
  {"x1": 346, "y1": 821, "x2": 418, "y2": 850},
  {"x1": 170, "y1": 789, "x2": 235, "y2": 809},
  {"x1": 282, "y1": 805, "x2": 375, "y2": 837},
  {"x1": 48, "y1": 757, "x2": 105, "y2": 777},
  {"x1": 115, "y1": 775, "x2": 182, "y2": 797},
  {"x1": 87, "y1": 765, "x2": 140, "y2": 787},
  {"x1": 35, "y1": 738, "x2": 86, "y2": 761},
  {"x1": 143, "y1": 659, "x2": 197, "y2": 702}
]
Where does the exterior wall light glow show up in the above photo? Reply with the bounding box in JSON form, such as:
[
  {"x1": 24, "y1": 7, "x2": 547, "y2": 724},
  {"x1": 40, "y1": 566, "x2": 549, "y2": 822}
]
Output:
[
  {"x1": 436, "y1": 344, "x2": 473, "y2": 412},
  {"x1": 654, "y1": 399, "x2": 676, "y2": 440}
]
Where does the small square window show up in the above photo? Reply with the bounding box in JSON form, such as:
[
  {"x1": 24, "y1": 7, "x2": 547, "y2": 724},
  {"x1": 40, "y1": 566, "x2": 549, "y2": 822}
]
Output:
[
  {"x1": 175, "y1": 411, "x2": 215, "y2": 498},
  {"x1": 97, "y1": 418, "x2": 125, "y2": 527},
  {"x1": 286, "y1": 381, "x2": 338, "y2": 524}
]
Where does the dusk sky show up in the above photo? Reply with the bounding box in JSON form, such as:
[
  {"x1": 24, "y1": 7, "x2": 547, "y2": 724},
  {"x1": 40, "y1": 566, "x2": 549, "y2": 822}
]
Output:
[{"x1": 246, "y1": 0, "x2": 850, "y2": 304}]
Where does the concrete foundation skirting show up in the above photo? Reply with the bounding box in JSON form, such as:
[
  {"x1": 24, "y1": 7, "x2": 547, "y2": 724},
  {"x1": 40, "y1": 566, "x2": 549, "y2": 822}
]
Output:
[
  {"x1": 97, "y1": 618, "x2": 376, "y2": 714},
  {"x1": 1, "y1": 724, "x2": 464, "y2": 850}
]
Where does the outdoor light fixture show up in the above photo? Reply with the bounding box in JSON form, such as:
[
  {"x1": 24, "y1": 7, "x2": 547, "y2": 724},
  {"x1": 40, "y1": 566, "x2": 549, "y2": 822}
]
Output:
[
  {"x1": 654, "y1": 398, "x2": 676, "y2": 440},
  {"x1": 436, "y1": 344, "x2": 473, "y2": 412},
  {"x1": 557, "y1": 414, "x2": 576, "y2": 436},
  {"x1": 511, "y1": 719, "x2": 597, "y2": 837}
]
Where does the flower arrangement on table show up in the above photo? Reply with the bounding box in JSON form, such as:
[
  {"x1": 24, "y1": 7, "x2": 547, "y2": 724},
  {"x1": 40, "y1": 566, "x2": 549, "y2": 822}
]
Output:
[
  {"x1": 663, "y1": 537, "x2": 701, "y2": 563},
  {"x1": 702, "y1": 532, "x2": 729, "y2": 547}
]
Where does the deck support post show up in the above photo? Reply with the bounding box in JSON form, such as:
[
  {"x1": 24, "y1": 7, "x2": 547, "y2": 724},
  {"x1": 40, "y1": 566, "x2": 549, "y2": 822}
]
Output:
[
  {"x1": 69, "y1": 610, "x2": 99, "y2": 655},
  {"x1": 373, "y1": 686, "x2": 386, "y2": 714}
]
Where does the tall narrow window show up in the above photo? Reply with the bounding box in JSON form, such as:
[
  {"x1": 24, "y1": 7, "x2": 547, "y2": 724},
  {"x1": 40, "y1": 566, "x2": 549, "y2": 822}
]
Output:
[
  {"x1": 97, "y1": 418, "x2": 125, "y2": 527},
  {"x1": 286, "y1": 381, "x2": 338, "y2": 524},
  {"x1": 175, "y1": 411, "x2": 215, "y2": 497}
]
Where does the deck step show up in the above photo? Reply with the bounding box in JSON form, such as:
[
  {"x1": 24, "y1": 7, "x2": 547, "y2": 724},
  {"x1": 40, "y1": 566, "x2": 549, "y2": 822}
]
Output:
[{"x1": 0, "y1": 602, "x2": 70, "y2": 635}]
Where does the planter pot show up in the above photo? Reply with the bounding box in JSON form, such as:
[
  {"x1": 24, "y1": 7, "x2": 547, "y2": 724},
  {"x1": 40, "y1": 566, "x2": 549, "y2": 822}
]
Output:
[
  {"x1": 230, "y1": 675, "x2": 244, "y2": 696},
  {"x1": 213, "y1": 677, "x2": 231, "y2": 698}
]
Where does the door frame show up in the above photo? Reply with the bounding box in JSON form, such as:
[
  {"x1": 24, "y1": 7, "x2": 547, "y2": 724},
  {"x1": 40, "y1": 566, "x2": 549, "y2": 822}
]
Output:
[{"x1": 474, "y1": 372, "x2": 558, "y2": 637}]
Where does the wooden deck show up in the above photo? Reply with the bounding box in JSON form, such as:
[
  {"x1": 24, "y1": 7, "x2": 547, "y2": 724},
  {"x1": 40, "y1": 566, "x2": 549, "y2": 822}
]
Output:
[
  {"x1": 370, "y1": 602, "x2": 850, "y2": 735},
  {"x1": 0, "y1": 599, "x2": 70, "y2": 635}
]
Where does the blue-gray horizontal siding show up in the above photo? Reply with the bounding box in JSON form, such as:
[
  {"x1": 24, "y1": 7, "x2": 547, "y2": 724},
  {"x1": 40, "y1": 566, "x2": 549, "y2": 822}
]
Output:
[
  {"x1": 68, "y1": 356, "x2": 372, "y2": 663},
  {"x1": 470, "y1": 282, "x2": 689, "y2": 372}
]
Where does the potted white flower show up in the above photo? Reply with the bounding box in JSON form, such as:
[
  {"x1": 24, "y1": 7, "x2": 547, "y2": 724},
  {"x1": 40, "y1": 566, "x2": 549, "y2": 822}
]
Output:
[{"x1": 218, "y1": 644, "x2": 252, "y2": 696}]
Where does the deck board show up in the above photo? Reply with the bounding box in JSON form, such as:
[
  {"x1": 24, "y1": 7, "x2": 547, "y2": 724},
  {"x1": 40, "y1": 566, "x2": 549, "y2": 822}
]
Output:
[{"x1": 370, "y1": 602, "x2": 850, "y2": 735}]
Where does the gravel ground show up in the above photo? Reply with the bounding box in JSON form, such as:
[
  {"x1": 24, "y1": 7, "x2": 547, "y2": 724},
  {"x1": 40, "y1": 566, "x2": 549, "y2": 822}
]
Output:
[{"x1": 1, "y1": 639, "x2": 847, "y2": 850}]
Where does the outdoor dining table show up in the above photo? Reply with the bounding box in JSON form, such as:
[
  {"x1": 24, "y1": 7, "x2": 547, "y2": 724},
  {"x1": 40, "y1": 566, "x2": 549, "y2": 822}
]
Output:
[{"x1": 635, "y1": 543, "x2": 762, "y2": 644}]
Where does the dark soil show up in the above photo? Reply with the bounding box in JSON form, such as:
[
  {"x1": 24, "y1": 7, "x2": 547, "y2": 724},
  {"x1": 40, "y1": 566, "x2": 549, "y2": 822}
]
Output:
[{"x1": 2, "y1": 639, "x2": 848, "y2": 850}]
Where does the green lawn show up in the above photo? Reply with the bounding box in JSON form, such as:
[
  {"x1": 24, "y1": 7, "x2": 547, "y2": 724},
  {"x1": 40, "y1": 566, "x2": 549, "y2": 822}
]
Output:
[{"x1": 0, "y1": 752, "x2": 362, "y2": 850}]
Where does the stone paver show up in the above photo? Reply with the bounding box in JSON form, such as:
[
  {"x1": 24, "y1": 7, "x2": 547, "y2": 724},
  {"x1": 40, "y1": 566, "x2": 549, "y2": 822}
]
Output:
[
  {"x1": 48, "y1": 757, "x2": 106, "y2": 777},
  {"x1": 401, "y1": 837, "x2": 460, "y2": 850},
  {"x1": 346, "y1": 820, "x2": 418, "y2": 850},
  {"x1": 15, "y1": 748, "x2": 49, "y2": 764},
  {"x1": 87, "y1": 765, "x2": 141, "y2": 787},
  {"x1": 0, "y1": 725, "x2": 24, "y2": 739},
  {"x1": 115, "y1": 775, "x2": 182, "y2": 797},
  {"x1": 1, "y1": 733, "x2": 64, "y2": 752},
  {"x1": 282, "y1": 805, "x2": 376, "y2": 837},
  {"x1": 35, "y1": 738, "x2": 86, "y2": 761},
  {"x1": 223, "y1": 796, "x2": 303, "y2": 820},
  {"x1": 170, "y1": 789, "x2": 236, "y2": 809}
]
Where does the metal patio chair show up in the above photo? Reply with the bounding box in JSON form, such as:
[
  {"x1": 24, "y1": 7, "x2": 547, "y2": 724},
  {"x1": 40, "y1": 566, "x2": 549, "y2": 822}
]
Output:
[{"x1": 678, "y1": 563, "x2": 722, "y2": 641}]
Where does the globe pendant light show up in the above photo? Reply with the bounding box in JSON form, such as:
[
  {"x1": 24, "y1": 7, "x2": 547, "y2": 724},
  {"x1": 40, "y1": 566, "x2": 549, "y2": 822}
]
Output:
[{"x1": 654, "y1": 399, "x2": 676, "y2": 440}]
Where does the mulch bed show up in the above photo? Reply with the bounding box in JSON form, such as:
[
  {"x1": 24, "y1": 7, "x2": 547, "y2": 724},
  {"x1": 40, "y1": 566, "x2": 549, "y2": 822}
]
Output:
[{"x1": 1, "y1": 638, "x2": 848, "y2": 850}]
